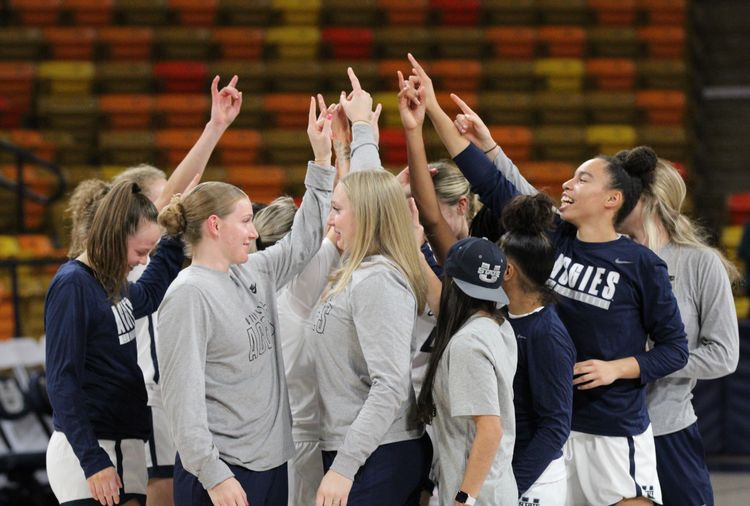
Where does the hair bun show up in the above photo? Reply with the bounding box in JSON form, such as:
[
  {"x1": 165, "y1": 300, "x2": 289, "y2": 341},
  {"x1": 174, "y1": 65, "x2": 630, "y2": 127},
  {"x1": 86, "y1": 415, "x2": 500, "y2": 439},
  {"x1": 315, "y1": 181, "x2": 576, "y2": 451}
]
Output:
[
  {"x1": 158, "y1": 196, "x2": 187, "y2": 236},
  {"x1": 501, "y1": 193, "x2": 556, "y2": 236},
  {"x1": 616, "y1": 146, "x2": 657, "y2": 190}
]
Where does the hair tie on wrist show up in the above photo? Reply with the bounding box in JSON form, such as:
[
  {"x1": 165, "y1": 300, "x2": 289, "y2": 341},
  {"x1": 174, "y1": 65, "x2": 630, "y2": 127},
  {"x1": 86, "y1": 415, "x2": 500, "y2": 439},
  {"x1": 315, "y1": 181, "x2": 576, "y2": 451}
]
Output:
[{"x1": 483, "y1": 143, "x2": 498, "y2": 154}]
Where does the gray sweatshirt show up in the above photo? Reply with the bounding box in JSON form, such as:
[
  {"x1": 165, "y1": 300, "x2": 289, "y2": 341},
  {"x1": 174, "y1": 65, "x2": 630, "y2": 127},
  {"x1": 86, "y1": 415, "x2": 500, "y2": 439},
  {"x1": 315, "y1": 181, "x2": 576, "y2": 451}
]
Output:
[
  {"x1": 157, "y1": 162, "x2": 334, "y2": 490},
  {"x1": 350, "y1": 122, "x2": 382, "y2": 172},
  {"x1": 309, "y1": 257, "x2": 423, "y2": 480},
  {"x1": 646, "y1": 243, "x2": 739, "y2": 436}
]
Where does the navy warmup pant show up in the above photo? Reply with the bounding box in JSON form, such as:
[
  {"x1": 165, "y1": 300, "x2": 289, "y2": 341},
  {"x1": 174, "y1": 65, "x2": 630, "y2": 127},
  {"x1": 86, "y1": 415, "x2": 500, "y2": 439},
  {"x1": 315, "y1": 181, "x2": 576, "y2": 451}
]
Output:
[
  {"x1": 173, "y1": 454, "x2": 287, "y2": 506},
  {"x1": 655, "y1": 422, "x2": 713, "y2": 506},
  {"x1": 322, "y1": 434, "x2": 432, "y2": 506}
]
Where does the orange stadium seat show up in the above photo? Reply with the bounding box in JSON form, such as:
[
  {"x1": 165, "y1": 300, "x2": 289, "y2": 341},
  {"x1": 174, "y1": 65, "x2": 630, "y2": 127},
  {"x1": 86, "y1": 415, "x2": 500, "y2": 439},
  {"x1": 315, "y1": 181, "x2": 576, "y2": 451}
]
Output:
[
  {"x1": 64, "y1": 0, "x2": 114, "y2": 26},
  {"x1": 586, "y1": 91, "x2": 637, "y2": 124},
  {"x1": 213, "y1": 28, "x2": 264, "y2": 60},
  {"x1": 534, "y1": 126, "x2": 589, "y2": 161},
  {"x1": 486, "y1": 27, "x2": 537, "y2": 60},
  {"x1": 488, "y1": 126, "x2": 533, "y2": 161},
  {"x1": 95, "y1": 62, "x2": 155, "y2": 93},
  {"x1": 0, "y1": 63, "x2": 36, "y2": 117},
  {"x1": 9, "y1": 0, "x2": 62, "y2": 25},
  {"x1": 588, "y1": 26, "x2": 640, "y2": 58},
  {"x1": 217, "y1": 130, "x2": 262, "y2": 166},
  {"x1": 321, "y1": 28, "x2": 374, "y2": 60},
  {"x1": 43, "y1": 27, "x2": 97, "y2": 60},
  {"x1": 635, "y1": 90, "x2": 685, "y2": 125},
  {"x1": 537, "y1": 26, "x2": 587, "y2": 58},
  {"x1": 97, "y1": 27, "x2": 154, "y2": 60},
  {"x1": 478, "y1": 92, "x2": 534, "y2": 125},
  {"x1": 153, "y1": 61, "x2": 208, "y2": 93},
  {"x1": 638, "y1": 25, "x2": 685, "y2": 59},
  {"x1": 378, "y1": 128, "x2": 408, "y2": 166},
  {"x1": 585, "y1": 58, "x2": 636, "y2": 90},
  {"x1": 520, "y1": 161, "x2": 575, "y2": 193},
  {"x1": 225, "y1": 166, "x2": 285, "y2": 204},
  {"x1": 728, "y1": 193, "x2": 750, "y2": 226},
  {"x1": 430, "y1": 60, "x2": 482, "y2": 92},
  {"x1": 169, "y1": 0, "x2": 218, "y2": 26},
  {"x1": 99, "y1": 131, "x2": 157, "y2": 166},
  {"x1": 378, "y1": 0, "x2": 428, "y2": 26},
  {"x1": 99, "y1": 94, "x2": 155, "y2": 129},
  {"x1": 482, "y1": 0, "x2": 537, "y2": 26},
  {"x1": 263, "y1": 93, "x2": 311, "y2": 128},
  {"x1": 155, "y1": 129, "x2": 202, "y2": 167},
  {"x1": 154, "y1": 94, "x2": 209, "y2": 128},
  {"x1": 588, "y1": 0, "x2": 637, "y2": 26},
  {"x1": 430, "y1": 0, "x2": 481, "y2": 26},
  {"x1": 639, "y1": 0, "x2": 685, "y2": 25}
]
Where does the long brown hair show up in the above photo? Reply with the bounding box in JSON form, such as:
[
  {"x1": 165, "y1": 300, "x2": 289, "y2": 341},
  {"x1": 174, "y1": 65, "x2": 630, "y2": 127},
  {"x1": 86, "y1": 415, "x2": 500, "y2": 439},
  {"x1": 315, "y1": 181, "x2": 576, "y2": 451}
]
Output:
[{"x1": 86, "y1": 180, "x2": 158, "y2": 301}]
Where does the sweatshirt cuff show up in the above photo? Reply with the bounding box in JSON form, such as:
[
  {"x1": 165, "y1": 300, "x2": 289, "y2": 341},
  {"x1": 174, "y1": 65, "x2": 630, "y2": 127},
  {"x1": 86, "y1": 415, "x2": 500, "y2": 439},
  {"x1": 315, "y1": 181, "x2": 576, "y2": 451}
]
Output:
[
  {"x1": 350, "y1": 123, "x2": 382, "y2": 172},
  {"x1": 306, "y1": 161, "x2": 336, "y2": 191},
  {"x1": 198, "y1": 458, "x2": 235, "y2": 491},
  {"x1": 82, "y1": 447, "x2": 115, "y2": 479},
  {"x1": 330, "y1": 451, "x2": 361, "y2": 481}
]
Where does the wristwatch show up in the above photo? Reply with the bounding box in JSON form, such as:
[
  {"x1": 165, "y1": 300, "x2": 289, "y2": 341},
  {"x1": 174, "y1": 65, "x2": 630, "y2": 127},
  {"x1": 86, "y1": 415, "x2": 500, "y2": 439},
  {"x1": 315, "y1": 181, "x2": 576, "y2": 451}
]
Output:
[{"x1": 455, "y1": 490, "x2": 476, "y2": 505}]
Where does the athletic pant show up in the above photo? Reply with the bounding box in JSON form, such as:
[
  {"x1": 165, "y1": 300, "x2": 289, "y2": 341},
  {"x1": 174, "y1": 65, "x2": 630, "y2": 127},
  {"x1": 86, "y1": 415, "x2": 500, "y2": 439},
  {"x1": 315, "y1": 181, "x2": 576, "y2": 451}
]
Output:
[
  {"x1": 322, "y1": 434, "x2": 432, "y2": 506},
  {"x1": 173, "y1": 453, "x2": 287, "y2": 506},
  {"x1": 655, "y1": 422, "x2": 714, "y2": 506}
]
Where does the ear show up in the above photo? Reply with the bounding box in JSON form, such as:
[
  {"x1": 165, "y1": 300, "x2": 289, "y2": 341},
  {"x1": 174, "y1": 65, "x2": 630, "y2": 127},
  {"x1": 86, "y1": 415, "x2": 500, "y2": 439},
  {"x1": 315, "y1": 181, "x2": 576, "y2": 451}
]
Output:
[
  {"x1": 604, "y1": 190, "x2": 622, "y2": 211},
  {"x1": 205, "y1": 215, "x2": 220, "y2": 238},
  {"x1": 456, "y1": 195, "x2": 468, "y2": 216},
  {"x1": 503, "y1": 262, "x2": 514, "y2": 281}
]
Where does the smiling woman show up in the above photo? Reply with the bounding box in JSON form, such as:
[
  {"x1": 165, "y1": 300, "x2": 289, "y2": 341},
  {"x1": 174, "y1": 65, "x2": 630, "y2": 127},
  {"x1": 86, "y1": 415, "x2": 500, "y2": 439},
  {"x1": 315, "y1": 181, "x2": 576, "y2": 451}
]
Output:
[
  {"x1": 154, "y1": 97, "x2": 335, "y2": 506},
  {"x1": 44, "y1": 180, "x2": 186, "y2": 506}
]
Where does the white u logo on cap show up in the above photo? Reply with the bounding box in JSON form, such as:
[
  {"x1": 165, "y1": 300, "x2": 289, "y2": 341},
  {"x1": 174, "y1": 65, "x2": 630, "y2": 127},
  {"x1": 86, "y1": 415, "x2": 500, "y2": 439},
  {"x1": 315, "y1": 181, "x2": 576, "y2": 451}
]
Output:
[{"x1": 477, "y1": 262, "x2": 501, "y2": 283}]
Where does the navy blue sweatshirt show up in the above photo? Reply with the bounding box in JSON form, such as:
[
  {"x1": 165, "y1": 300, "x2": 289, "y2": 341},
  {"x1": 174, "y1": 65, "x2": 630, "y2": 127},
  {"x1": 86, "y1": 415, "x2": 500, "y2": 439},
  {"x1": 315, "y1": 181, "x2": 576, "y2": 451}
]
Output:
[
  {"x1": 508, "y1": 305, "x2": 575, "y2": 495},
  {"x1": 44, "y1": 236, "x2": 184, "y2": 478},
  {"x1": 454, "y1": 143, "x2": 688, "y2": 437}
]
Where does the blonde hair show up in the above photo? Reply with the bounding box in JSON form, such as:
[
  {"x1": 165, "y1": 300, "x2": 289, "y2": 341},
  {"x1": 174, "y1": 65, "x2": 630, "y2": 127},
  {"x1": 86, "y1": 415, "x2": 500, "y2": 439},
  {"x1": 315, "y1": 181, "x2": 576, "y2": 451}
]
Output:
[
  {"x1": 158, "y1": 182, "x2": 248, "y2": 250},
  {"x1": 641, "y1": 159, "x2": 740, "y2": 284},
  {"x1": 112, "y1": 164, "x2": 167, "y2": 202},
  {"x1": 328, "y1": 170, "x2": 427, "y2": 313},
  {"x1": 430, "y1": 159, "x2": 479, "y2": 222},
  {"x1": 252, "y1": 196, "x2": 297, "y2": 251},
  {"x1": 67, "y1": 178, "x2": 110, "y2": 258}
]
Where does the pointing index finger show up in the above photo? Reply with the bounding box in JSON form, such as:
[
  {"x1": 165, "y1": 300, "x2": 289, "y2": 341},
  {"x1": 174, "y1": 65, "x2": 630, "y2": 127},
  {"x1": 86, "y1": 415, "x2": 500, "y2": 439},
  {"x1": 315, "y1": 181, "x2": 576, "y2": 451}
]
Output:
[
  {"x1": 347, "y1": 67, "x2": 361, "y2": 92},
  {"x1": 450, "y1": 93, "x2": 475, "y2": 115},
  {"x1": 407, "y1": 53, "x2": 426, "y2": 77}
]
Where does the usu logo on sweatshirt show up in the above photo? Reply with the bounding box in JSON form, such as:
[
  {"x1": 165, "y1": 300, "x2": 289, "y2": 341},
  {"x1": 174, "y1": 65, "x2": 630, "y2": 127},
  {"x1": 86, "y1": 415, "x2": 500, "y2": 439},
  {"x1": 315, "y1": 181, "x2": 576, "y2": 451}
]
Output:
[
  {"x1": 245, "y1": 302, "x2": 275, "y2": 362},
  {"x1": 112, "y1": 298, "x2": 136, "y2": 345},
  {"x1": 546, "y1": 253, "x2": 621, "y2": 310}
]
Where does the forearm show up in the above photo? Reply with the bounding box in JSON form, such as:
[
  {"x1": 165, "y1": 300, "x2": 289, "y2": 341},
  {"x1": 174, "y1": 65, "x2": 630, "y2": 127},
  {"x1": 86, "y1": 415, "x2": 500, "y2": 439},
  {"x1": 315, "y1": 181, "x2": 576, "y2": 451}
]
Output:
[
  {"x1": 425, "y1": 99, "x2": 470, "y2": 158},
  {"x1": 418, "y1": 251, "x2": 442, "y2": 316},
  {"x1": 492, "y1": 147, "x2": 538, "y2": 197},
  {"x1": 154, "y1": 120, "x2": 227, "y2": 211},
  {"x1": 350, "y1": 122, "x2": 381, "y2": 172},
  {"x1": 460, "y1": 416, "x2": 502, "y2": 498},
  {"x1": 514, "y1": 426, "x2": 568, "y2": 494}
]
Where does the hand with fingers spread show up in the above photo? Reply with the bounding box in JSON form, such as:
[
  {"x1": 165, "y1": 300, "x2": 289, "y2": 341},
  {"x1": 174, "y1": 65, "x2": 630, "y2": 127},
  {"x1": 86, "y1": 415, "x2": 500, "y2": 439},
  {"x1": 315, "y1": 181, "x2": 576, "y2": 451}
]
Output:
[
  {"x1": 406, "y1": 53, "x2": 438, "y2": 112},
  {"x1": 315, "y1": 470, "x2": 353, "y2": 506},
  {"x1": 207, "y1": 477, "x2": 249, "y2": 506},
  {"x1": 307, "y1": 96, "x2": 336, "y2": 167},
  {"x1": 397, "y1": 70, "x2": 426, "y2": 132},
  {"x1": 209, "y1": 75, "x2": 243, "y2": 130},
  {"x1": 450, "y1": 93, "x2": 497, "y2": 154},
  {"x1": 339, "y1": 67, "x2": 374, "y2": 124},
  {"x1": 87, "y1": 466, "x2": 121, "y2": 506}
]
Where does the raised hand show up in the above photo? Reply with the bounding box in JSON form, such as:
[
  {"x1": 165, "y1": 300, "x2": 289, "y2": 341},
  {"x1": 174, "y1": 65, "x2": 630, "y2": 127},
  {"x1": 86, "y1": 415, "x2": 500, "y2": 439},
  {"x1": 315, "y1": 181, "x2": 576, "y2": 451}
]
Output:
[
  {"x1": 87, "y1": 466, "x2": 121, "y2": 506},
  {"x1": 307, "y1": 96, "x2": 335, "y2": 166},
  {"x1": 339, "y1": 67, "x2": 374, "y2": 123},
  {"x1": 207, "y1": 477, "x2": 248, "y2": 506},
  {"x1": 407, "y1": 53, "x2": 437, "y2": 111},
  {"x1": 397, "y1": 70, "x2": 426, "y2": 132},
  {"x1": 450, "y1": 93, "x2": 496, "y2": 153},
  {"x1": 209, "y1": 75, "x2": 242, "y2": 130},
  {"x1": 408, "y1": 197, "x2": 426, "y2": 247},
  {"x1": 370, "y1": 103, "x2": 382, "y2": 145}
]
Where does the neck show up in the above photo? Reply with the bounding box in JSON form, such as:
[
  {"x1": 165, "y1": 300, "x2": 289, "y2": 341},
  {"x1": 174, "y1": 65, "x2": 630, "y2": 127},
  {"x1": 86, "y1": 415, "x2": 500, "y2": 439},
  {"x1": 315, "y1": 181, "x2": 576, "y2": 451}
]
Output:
[
  {"x1": 191, "y1": 242, "x2": 230, "y2": 272},
  {"x1": 505, "y1": 284, "x2": 544, "y2": 315},
  {"x1": 620, "y1": 216, "x2": 670, "y2": 249},
  {"x1": 77, "y1": 252, "x2": 89, "y2": 266},
  {"x1": 575, "y1": 219, "x2": 619, "y2": 243}
]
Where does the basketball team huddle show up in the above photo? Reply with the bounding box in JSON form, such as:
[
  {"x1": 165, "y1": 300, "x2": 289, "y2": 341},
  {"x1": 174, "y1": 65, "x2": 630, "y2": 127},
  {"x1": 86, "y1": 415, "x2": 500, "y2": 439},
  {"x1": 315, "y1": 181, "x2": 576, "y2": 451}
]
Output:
[{"x1": 43, "y1": 54, "x2": 739, "y2": 506}]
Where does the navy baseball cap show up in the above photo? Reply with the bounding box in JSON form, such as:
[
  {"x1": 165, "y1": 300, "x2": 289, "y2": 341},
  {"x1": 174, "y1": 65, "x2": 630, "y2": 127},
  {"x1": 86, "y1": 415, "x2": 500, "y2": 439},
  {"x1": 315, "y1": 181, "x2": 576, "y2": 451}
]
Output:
[{"x1": 445, "y1": 237, "x2": 509, "y2": 305}]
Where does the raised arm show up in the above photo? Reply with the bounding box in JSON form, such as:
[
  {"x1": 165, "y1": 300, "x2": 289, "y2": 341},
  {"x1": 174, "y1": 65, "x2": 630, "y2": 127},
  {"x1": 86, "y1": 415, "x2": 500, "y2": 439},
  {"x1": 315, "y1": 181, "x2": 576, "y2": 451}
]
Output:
[
  {"x1": 399, "y1": 71, "x2": 459, "y2": 265},
  {"x1": 153, "y1": 75, "x2": 242, "y2": 211},
  {"x1": 340, "y1": 67, "x2": 382, "y2": 171},
  {"x1": 451, "y1": 93, "x2": 538, "y2": 198},
  {"x1": 408, "y1": 198, "x2": 443, "y2": 316},
  {"x1": 247, "y1": 98, "x2": 336, "y2": 289}
]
